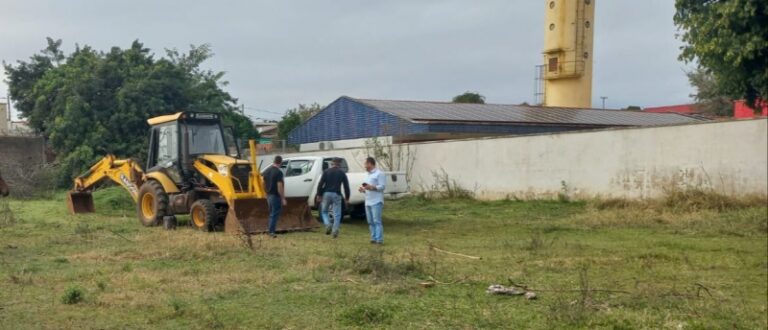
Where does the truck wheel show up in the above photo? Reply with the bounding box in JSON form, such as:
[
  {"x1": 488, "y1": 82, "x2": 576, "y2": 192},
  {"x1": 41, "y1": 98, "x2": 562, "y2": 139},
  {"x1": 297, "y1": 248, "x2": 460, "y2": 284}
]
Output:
[
  {"x1": 137, "y1": 181, "x2": 169, "y2": 227},
  {"x1": 339, "y1": 202, "x2": 348, "y2": 221},
  {"x1": 190, "y1": 199, "x2": 216, "y2": 232},
  {"x1": 350, "y1": 204, "x2": 366, "y2": 220}
]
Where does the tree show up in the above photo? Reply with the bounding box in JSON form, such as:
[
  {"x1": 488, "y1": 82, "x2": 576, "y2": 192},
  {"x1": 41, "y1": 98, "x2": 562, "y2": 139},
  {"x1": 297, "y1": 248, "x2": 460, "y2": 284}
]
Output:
[
  {"x1": 277, "y1": 103, "x2": 323, "y2": 140},
  {"x1": 674, "y1": 0, "x2": 767, "y2": 111},
  {"x1": 687, "y1": 68, "x2": 733, "y2": 116},
  {"x1": 4, "y1": 39, "x2": 257, "y2": 186},
  {"x1": 3, "y1": 38, "x2": 64, "y2": 132},
  {"x1": 452, "y1": 91, "x2": 485, "y2": 104}
]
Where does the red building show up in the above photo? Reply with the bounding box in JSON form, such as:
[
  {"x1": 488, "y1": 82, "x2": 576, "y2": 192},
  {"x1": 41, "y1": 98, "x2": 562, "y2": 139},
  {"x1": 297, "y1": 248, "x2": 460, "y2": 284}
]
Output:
[
  {"x1": 644, "y1": 101, "x2": 767, "y2": 118},
  {"x1": 733, "y1": 100, "x2": 768, "y2": 118}
]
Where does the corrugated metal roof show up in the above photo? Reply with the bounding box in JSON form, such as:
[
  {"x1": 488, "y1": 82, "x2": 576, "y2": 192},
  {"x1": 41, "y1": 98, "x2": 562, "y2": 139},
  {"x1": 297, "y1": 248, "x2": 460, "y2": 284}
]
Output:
[{"x1": 354, "y1": 98, "x2": 703, "y2": 127}]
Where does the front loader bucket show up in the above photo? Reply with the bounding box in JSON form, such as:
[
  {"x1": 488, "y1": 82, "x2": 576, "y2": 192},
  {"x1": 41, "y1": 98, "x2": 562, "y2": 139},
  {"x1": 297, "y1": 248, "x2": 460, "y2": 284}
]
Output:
[
  {"x1": 224, "y1": 197, "x2": 317, "y2": 234},
  {"x1": 67, "y1": 191, "x2": 95, "y2": 214}
]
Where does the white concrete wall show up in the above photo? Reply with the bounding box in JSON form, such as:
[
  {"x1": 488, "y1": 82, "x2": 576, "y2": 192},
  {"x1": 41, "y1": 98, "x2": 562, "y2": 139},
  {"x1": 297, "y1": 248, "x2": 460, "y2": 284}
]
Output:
[
  {"x1": 299, "y1": 136, "x2": 392, "y2": 152},
  {"x1": 271, "y1": 119, "x2": 768, "y2": 200},
  {"x1": 0, "y1": 103, "x2": 8, "y2": 134}
]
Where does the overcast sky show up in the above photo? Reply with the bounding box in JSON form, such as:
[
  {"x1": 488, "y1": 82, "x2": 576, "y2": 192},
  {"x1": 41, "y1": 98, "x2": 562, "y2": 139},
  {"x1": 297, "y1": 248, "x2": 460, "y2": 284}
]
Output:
[{"x1": 0, "y1": 0, "x2": 694, "y2": 121}]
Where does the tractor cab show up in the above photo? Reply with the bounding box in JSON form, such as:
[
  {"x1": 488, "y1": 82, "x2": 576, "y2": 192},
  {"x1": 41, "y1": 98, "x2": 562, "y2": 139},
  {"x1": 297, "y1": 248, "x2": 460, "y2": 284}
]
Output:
[{"x1": 146, "y1": 112, "x2": 241, "y2": 183}]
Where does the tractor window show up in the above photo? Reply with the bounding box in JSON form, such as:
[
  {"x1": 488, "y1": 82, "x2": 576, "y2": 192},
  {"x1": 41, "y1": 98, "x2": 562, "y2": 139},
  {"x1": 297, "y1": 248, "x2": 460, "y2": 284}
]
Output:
[
  {"x1": 187, "y1": 123, "x2": 226, "y2": 155},
  {"x1": 156, "y1": 124, "x2": 178, "y2": 167},
  {"x1": 285, "y1": 160, "x2": 315, "y2": 177},
  {"x1": 223, "y1": 126, "x2": 240, "y2": 158}
]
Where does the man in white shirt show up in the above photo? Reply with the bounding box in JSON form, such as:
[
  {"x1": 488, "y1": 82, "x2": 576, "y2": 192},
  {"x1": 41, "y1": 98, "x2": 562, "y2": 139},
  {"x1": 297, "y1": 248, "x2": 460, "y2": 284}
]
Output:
[{"x1": 359, "y1": 157, "x2": 386, "y2": 244}]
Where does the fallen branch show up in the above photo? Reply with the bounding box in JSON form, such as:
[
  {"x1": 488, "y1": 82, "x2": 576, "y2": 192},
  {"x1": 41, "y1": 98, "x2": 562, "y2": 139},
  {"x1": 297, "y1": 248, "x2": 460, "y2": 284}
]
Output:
[
  {"x1": 507, "y1": 278, "x2": 630, "y2": 294},
  {"x1": 532, "y1": 289, "x2": 631, "y2": 294},
  {"x1": 695, "y1": 282, "x2": 713, "y2": 298},
  {"x1": 421, "y1": 275, "x2": 467, "y2": 287},
  {"x1": 430, "y1": 246, "x2": 481, "y2": 260},
  {"x1": 108, "y1": 230, "x2": 134, "y2": 243}
]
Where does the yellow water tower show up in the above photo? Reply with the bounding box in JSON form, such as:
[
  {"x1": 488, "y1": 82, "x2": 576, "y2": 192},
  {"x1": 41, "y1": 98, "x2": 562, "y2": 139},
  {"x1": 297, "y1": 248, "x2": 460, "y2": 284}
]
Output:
[{"x1": 542, "y1": 0, "x2": 595, "y2": 108}]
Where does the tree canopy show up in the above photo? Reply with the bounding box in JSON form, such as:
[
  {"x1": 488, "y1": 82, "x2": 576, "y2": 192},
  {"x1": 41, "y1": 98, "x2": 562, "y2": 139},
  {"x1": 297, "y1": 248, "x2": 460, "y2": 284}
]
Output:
[
  {"x1": 452, "y1": 92, "x2": 485, "y2": 104},
  {"x1": 277, "y1": 103, "x2": 323, "y2": 141},
  {"x1": 4, "y1": 38, "x2": 258, "y2": 186},
  {"x1": 674, "y1": 0, "x2": 767, "y2": 110},
  {"x1": 687, "y1": 67, "x2": 733, "y2": 116}
]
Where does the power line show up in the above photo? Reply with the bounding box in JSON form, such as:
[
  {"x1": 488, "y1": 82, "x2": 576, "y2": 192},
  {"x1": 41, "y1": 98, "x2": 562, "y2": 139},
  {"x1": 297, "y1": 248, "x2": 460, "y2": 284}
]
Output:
[{"x1": 243, "y1": 106, "x2": 285, "y2": 116}]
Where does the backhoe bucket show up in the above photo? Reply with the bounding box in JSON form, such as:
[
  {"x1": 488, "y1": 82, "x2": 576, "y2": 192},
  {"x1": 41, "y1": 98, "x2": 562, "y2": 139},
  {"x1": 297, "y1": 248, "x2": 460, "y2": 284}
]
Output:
[
  {"x1": 224, "y1": 197, "x2": 317, "y2": 234},
  {"x1": 67, "y1": 191, "x2": 95, "y2": 214}
]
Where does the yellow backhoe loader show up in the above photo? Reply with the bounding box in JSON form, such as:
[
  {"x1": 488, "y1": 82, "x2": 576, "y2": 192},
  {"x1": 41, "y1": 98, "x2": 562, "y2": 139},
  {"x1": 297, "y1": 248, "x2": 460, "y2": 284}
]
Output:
[{"x1": 66, "y1": 111, "x2": 316, "y2": 234}]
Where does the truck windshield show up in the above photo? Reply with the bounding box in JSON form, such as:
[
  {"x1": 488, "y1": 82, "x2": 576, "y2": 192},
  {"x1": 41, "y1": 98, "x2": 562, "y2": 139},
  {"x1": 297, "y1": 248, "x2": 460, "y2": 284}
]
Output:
[{"x1": 187, "y1": 122, "x2": 226, "y2": 155}]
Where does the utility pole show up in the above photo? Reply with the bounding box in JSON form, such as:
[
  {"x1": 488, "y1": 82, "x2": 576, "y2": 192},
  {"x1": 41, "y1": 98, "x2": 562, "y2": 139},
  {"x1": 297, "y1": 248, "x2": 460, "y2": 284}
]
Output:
[{"x1": 600, "y1": 96, "x2": 608, "y2": 109}]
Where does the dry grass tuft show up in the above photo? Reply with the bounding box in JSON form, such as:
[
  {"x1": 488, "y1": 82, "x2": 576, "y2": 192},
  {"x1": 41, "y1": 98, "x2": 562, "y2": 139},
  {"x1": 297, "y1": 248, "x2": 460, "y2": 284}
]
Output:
[{"x1": 592, "y1": 189, "x2": 766, "y2": 213}]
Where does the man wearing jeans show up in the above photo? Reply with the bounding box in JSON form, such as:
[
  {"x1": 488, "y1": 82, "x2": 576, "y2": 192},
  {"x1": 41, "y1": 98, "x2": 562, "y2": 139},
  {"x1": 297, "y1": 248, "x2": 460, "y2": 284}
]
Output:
[
  {"x1": 316, "y1": 158, "x2": 350, "y2": 238},
  {"x1": 359, "y1": 157, "x2": 386, "y2": 244},
  {"x1": 262, "y1": 155, "x2": 287, "y2": 238}
]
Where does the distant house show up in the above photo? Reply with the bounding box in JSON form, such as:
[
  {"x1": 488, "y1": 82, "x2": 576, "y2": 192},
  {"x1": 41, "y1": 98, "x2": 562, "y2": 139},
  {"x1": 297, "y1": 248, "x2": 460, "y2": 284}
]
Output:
[
  {"x1": 287, "y1": 96, "x2": 703, "y2": 148},
  {"x1": 644, "y1": 104, "x2": 699, "y2": 115},
  {"x1": 1, "y1": 103, "x2": 35, "y2": 136},
  {"x1": 644, "y1": 101, "x2": 767, "y2": 119},
  {"x1": 733, "y1": 100, "x2": 768, "y2": 118},
  {"x1": 254, "y1": 122, "x2": 278, "y2": 139},
  {"x1": 252, "y1": 121, "x2": 279, "y2": 153}
]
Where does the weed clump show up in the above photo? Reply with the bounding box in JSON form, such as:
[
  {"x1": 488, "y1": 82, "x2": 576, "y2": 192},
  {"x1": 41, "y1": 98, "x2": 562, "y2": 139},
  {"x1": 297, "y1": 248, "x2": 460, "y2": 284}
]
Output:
[
  {"x1": 421, "y1": 169, "x2": 474, "y2": 200},
  {"x1": 662, "y1": 189, "x2": 765, "y2": 212},
  {"x1": 53, "y1": 257, "x2": 69, "y2": 263},
  {"x1": 61, "y1": 286, "x2": 84, "y2": 305},
  {"x1": 591, "y1": 197, "x2": 644, "y2": 210},
  {"x1": 340, "y1": 302, "x2": 395, "y2": 326},
  {"x1": 334, "y1": 249, "x2": 428, "y2": 282},
  {"x1": 0, "y1": 200, "x2": 16, "y2": 227},
  {"x1": 168, "y1": 297, "x2": 187, "y2": 316},
  {"x1": 591, "y1": 189, "x2": 766, "y2": 212}
]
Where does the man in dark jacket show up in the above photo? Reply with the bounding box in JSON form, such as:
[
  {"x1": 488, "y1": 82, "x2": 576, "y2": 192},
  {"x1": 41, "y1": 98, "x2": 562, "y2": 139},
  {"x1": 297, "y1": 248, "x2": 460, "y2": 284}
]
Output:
[
  {"x1": 316, "y1": 158, "x2": 350, "y2": 238},
  {"x1": 262, "y1": 155, "x2": 286, "y2": 238}
]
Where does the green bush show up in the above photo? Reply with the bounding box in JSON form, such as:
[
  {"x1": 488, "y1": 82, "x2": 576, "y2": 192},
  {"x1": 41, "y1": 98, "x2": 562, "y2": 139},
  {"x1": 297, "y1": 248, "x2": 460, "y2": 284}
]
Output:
[{"x1": 61, "y1": 286, "x2": 84, "y2": 305}]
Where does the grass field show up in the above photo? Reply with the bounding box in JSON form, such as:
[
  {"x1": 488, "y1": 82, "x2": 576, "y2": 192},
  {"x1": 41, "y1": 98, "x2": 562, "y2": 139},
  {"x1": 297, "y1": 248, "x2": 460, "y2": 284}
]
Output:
[{"x1": 0, "y1": 188, "x2": 766, "y2": 329}]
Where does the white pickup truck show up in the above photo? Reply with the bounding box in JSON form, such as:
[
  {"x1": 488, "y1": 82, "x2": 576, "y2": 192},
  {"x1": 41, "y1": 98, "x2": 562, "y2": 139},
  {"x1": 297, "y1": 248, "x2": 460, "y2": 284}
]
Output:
[{"x1": 261, "y1": 156, "x2": 408, "y2": 218}]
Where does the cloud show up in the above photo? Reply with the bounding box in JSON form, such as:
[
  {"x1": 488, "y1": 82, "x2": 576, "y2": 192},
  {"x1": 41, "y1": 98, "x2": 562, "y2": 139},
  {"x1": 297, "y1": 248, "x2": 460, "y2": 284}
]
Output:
[{"x1": 0, "y1": 0, "x2": 693, "y2": 119}]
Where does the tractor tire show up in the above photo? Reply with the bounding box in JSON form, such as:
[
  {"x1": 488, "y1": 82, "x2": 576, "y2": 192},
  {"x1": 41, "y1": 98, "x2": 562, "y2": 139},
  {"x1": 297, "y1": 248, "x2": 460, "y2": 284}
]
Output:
[
  {"x1": 137, "y1": 180, "x2": 169, "y2": 227},
  {"x1": 190, "y1": 199, "x2": 217, "y2": 232}
]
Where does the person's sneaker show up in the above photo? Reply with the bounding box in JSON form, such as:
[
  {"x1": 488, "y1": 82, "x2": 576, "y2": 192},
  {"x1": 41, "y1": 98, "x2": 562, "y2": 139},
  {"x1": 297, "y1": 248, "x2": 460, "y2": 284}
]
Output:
[
  {"x1": 332, "y1": 232, "x2": 338, "y2": 239},
  {"x1": 370, "y1": 240, "x2": 376, "y2": 244},
  {"x1": 269, "y1": 233, "x2": 277, "y2": 238},
  {"x1": 325, "y1": 226, "x2": 332, "y2": 235},
  {"x1": 375, "y1": 241, "x2": 383, "y2": 245}
]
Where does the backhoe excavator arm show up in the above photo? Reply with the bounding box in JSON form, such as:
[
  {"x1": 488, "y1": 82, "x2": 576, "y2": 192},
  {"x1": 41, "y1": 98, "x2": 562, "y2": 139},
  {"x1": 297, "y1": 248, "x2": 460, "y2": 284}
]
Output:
[{"x1": 67, "y1": 155, "x2": 145, "y2": 214}]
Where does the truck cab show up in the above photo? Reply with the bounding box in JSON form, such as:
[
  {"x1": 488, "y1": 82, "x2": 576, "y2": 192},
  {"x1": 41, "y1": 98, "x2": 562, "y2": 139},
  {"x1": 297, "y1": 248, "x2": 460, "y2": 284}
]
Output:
[{"x1": 262, "y1": 156, "x2": 408, "y2": 219}]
